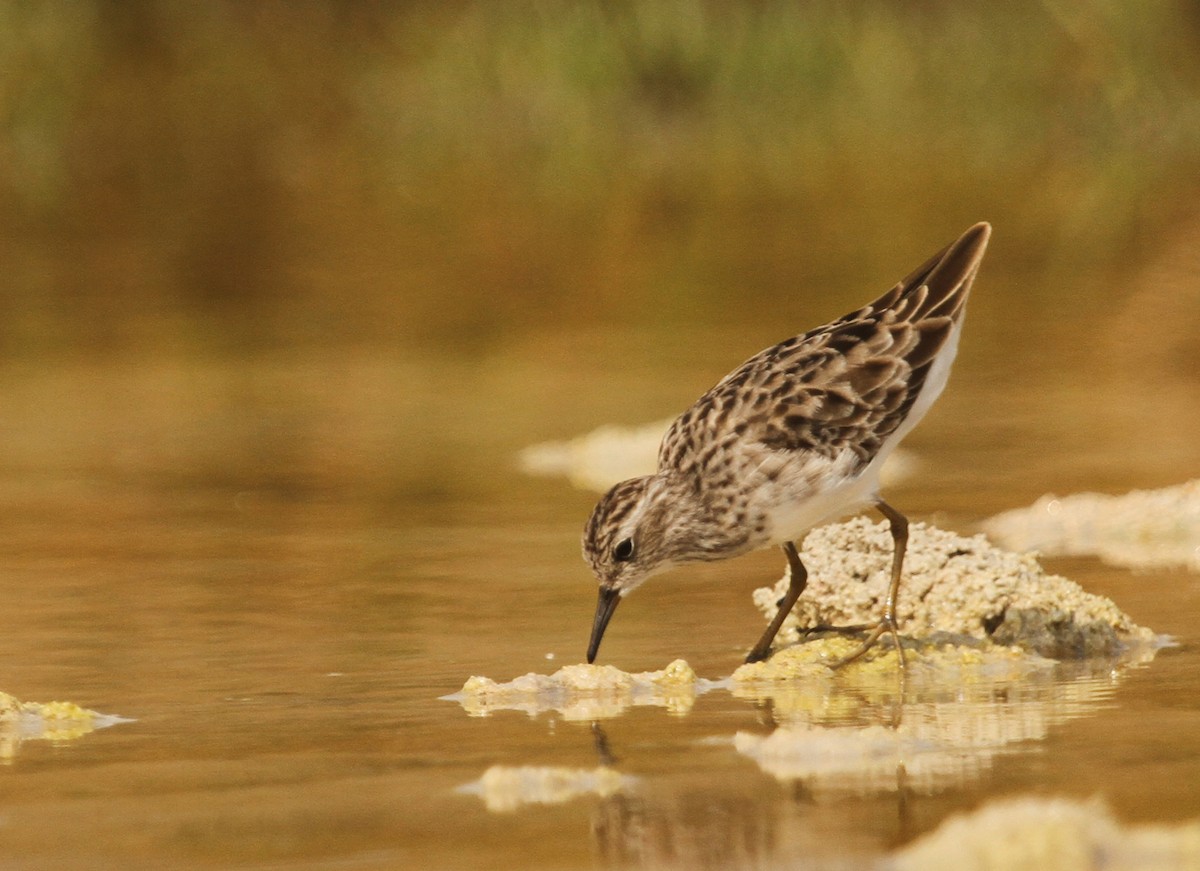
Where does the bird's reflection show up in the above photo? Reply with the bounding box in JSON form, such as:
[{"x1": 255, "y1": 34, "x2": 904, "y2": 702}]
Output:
[
  {"x1": 577, "y1": 654, "x2": 1145, "y2": 869},
  {"x1": 591, "y1": 720, "x2": 618, "y2": 767},
  {"x1": 457, "y1": 645, "x2": 1158, "y2": 869}
]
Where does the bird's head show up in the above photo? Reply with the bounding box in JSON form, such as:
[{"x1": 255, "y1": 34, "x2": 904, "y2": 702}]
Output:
[{"x1": 581, "y1": 474, "x2": 687, "y2": 663}]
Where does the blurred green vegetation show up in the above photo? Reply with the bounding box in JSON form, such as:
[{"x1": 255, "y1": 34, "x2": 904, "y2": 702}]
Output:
[{"x1": 1, "y1": 0, "x2": 1198, "y2": 355}]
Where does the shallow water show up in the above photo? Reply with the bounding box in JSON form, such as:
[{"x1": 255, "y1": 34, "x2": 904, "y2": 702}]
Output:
[
  {"x1": 0, "y1": 307, "x2": 1199, "y2": 870},
  {"x1": 4, "y1": 4, "x2": 1200, "y2": 866}
]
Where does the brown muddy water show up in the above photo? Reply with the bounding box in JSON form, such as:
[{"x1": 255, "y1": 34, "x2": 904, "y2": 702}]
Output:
[
  {"x1": 4, "y1": 5, "x2": 1200, "y2": 868},
  {"x1": 1, "y1": 288, "x2": 1199, "y2": 870}
]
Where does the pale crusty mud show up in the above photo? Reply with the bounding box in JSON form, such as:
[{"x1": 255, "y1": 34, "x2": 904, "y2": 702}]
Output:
[
  {"x1": 752, "y1": 517, "x2": 1157, "y2": 660},
  {"x1": 892, "y1": 796, "x2": 1200, "y2": 871},
  {"x1": 458, "y1": 765, "x2": 635, "y2": 813},
  {"x1": 450, "y1": 660, "x2": 715, "y2": 720},
  {"x1": 736, "y1": 724, "x2": 985, "y2": 796},
  {"x1": 452, "y1": 519, "x2": 1156, "y2": 719},
  {"x1": 0, "y1": 690, "x2": 128, "y2": 760},
  {"x1": 984, "y1": 479, "x2": 1200, "y2": 572},
  {"x1": 518, "y1": 419, "x2": 915, "y2": 493},
  {"x1": 518, "y1": 417, "x2": 676, "y2": 492}
]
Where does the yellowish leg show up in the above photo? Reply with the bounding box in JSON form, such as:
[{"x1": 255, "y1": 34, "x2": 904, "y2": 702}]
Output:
[
  {"x1": 745, "y1": 541, "x2": 807, "y2": 663},
  {"x1": 830, "y1": 500, "x2": 909, "y2": 670}
]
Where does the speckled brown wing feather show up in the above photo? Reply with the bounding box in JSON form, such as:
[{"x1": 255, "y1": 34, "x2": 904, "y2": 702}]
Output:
[{"x1": 658, "y1": 224, "x2": 990, "y2": 484}]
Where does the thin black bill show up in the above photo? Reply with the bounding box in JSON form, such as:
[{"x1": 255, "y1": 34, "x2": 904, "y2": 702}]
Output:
[{"x1": 586, "y1": 586, "x2": 621, "y2": 663}]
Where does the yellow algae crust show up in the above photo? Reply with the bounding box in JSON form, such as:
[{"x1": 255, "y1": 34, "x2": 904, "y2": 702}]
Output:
[
  {"x1": 1, "y1": 690, "x2": 126, "y2": 759},
  {"x1": 894, "y1": 797, "x2": 1200, "y2": 871},
  {"x1": 0, "y1": 692, "x2": 20, "y2": 720},
  {"x1": 985, "y1": 480, "x2": 1200, "y2": 571},
  {"x1": 459, "y1": 765, "x2": 634, "y2": 813},
  {"x1": 753, "y1": 517, "x2": 1155, "y2": 659},
  {"x1": 19, "y1": 700, "x2": 98, "y2": 741},
  {"x1": 453, "y1": 659, "x2": 703, "y2": 719},
  {"x1": 2, "y1": 692, "x2": 102, "y2": 728},
  {"x1": 732, "y1": 635, "x2": 1048, "y2": 684}
]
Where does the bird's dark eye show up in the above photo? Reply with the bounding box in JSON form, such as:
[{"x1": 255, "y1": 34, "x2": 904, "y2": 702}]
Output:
[{"x1": 613, "y1": 538, "x2": 635, "y2": 562}]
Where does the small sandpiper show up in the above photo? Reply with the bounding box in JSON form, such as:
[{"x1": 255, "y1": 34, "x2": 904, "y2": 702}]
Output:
[{"x1": 582, "y1": 223, "x2": 991, "y2": 666}]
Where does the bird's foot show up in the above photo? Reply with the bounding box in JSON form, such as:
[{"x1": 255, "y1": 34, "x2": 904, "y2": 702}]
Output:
[
  {"x1": 743, "y1": 644, "x2": 771, "y2": 664},
  {"x1": 799, "y1": 621, "x2": 873, "y2": 638},
  {"x1": 803, "y1": 617, "x2": 907, "y2": 671}
]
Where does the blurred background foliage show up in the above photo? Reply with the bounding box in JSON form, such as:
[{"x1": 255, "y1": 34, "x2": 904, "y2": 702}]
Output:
[{"x1": 1, "y1": 0, "x2": 1198, "y2": 358}]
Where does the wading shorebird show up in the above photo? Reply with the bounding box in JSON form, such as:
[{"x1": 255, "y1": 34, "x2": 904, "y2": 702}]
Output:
[{"x1": 582, "y1": 223, "x2": 991, "y2": 667}]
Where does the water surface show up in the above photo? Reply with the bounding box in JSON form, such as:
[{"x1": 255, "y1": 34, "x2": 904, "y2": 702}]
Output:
[{"x1": 0, "y1": 308, "x2": 1198, "y2": 869}]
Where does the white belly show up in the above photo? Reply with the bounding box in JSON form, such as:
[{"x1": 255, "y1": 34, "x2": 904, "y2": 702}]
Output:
[
  {"x1": 760, "y1": 450, "x2": 883, "y2": 545},
  {"x1": 758, "y1": 319, "x2": 963, "y2": 546}
]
